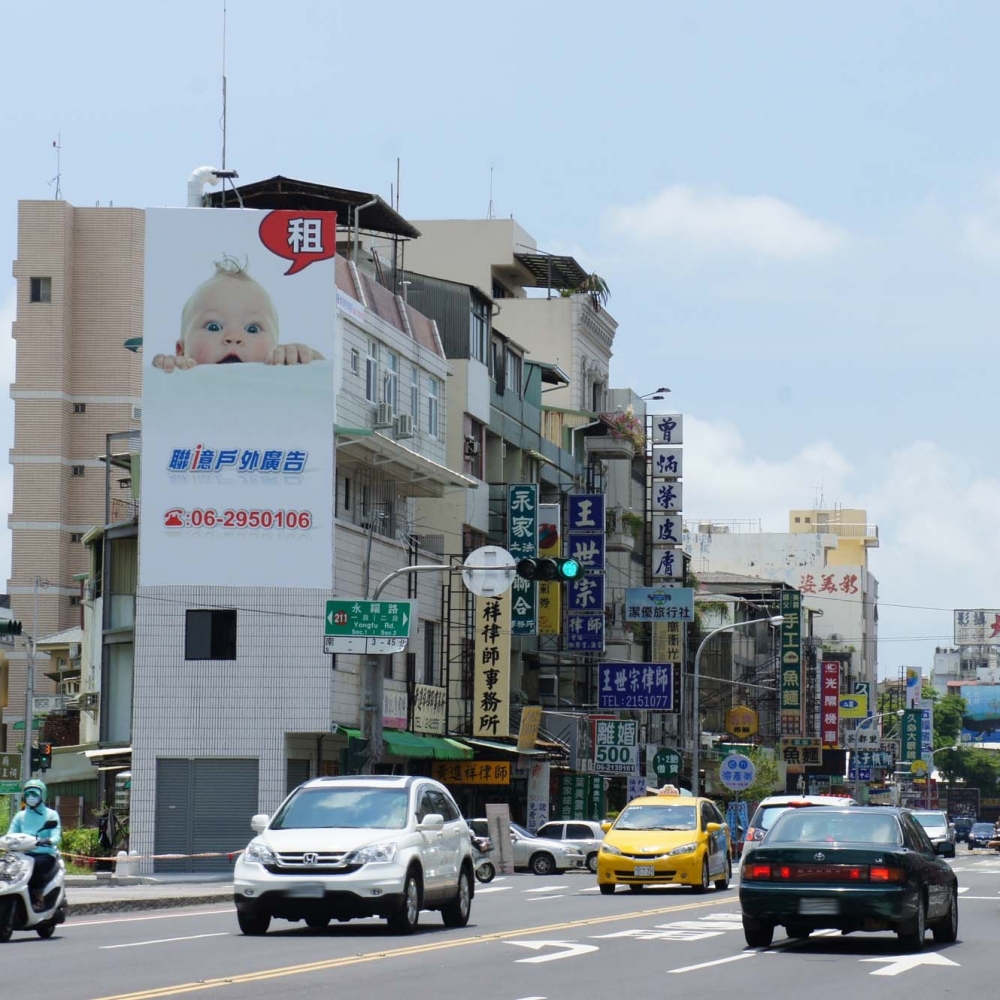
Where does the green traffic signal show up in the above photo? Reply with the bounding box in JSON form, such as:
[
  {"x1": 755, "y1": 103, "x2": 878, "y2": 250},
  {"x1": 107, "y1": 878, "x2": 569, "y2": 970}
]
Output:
[{"x1": 515, "y1": 557, "x2": 582, "y2": 582}]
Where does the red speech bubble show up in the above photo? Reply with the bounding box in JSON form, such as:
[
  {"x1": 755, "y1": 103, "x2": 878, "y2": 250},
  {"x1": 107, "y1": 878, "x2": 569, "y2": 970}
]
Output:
[{"x1": 258, "y1": 210, "x2": 338, "y2": 276}]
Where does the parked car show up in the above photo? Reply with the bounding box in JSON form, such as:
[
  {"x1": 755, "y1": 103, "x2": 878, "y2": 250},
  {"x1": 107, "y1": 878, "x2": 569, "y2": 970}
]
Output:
[
  {"x1": 742, "y1": 795, "x2": 859, "y2": 857},
  {"x1": 966, "y1": 821, "x2": 995, "y2": 850},
  {"x1": 468, "y1": 819, "x2": 587, "y2": 874},
  {"x1": 534, "y1": 820, "x2": 605, "y2": 873},
  {"x1": 739, "y1": 806, "x2": 957, "y2": 950},
  {"x1": 910, "y1": 810, "x2": 955, "y2": 850},
  {"x1": 951, "y1": 816, "x2": 974, "y2": 842},
  {"x1": 233, "y1": 775, "x2": 474, "y2": 936},
  {"x1": 596, "y1": 794, "x2": 732, "y2": 894}
]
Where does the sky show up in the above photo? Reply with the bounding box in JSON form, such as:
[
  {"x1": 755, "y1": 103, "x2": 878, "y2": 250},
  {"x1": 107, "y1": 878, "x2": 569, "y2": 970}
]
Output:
[{"x1": 3, "y1": 1, "x2": 1000, "y2": 677}]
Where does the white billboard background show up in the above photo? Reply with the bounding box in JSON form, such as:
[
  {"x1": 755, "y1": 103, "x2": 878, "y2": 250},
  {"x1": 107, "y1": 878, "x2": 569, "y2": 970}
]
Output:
[{"x1": 140, "y1": 207, "x2": 337, "y2": 588}]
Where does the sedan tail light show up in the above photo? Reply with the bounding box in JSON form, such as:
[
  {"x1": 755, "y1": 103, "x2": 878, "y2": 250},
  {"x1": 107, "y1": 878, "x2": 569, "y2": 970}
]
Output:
[
  {"x1": 868, "y1": 866, "x2": 905, "y2": 883},
  {"x1": 744, "y1": 863, "x2": 771, "y2": 880},
  {"x1": 744, "y1": 828, "x2": 763, "y2": 842},
  {"x1": 742, "y1": 863, "x2": 904, "y2": 883}
]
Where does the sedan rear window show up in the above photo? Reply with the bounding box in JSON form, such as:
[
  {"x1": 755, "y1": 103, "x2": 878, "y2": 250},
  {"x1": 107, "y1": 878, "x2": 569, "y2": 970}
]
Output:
[
  {"x1": 614, "y1": 804, "x2": 697, "y2": 832},
  {"x1": 767, "y1": 810, "x2": 902, "y2": 846},
  {"x1": 271, "y1": 787, "x2": 409, "y2": 830}
]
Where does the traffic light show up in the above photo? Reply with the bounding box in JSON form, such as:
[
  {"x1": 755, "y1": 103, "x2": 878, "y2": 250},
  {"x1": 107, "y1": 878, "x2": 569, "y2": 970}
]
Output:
[
  {"x1": 515, "y1": 557, "x2": 582, "y2": 582},
  {"x1": 1, "y1": 620, "x2": 22, "y2": 636},
  {"x1": 30, "y1": 743, "x2": 52, "y2": 773}
]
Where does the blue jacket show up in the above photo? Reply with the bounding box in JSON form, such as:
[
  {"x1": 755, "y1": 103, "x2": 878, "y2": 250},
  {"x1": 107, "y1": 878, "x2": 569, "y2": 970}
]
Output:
[{"x1": 8, "y1": 804, "x2": 61, "y2": 856}]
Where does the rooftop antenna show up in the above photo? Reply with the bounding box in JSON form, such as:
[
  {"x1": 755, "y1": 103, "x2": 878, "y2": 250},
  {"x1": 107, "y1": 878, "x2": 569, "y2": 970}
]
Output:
[
  {"x1": 396, "y1": 156, "x2": 401, "y2": 212},
  {"x1": 49, "y1": 134, "x2": 62, "y2": 200},
  {"x1": 220, "y1": 0, "x2": 228, "y2": 170},
  {"x1": 812, "y1": 483, "x2": 825, "y2": 509},
  {"x1": 488, "y1": 164, "x2": 495, "y2": 219}
]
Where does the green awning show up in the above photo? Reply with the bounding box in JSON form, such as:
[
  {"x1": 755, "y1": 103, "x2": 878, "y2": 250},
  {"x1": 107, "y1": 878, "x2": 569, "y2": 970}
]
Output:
[
  {"x1": 12, "y1": 718, "x2": 42, "y2": 732},
  {"x1": 383, "y1": 730, "x2": 472, "y2": 760}
]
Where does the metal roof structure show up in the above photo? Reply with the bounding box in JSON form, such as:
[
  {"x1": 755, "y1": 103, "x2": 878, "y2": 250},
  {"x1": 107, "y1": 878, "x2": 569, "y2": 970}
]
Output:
[
  {"x1": 513, "y1": 252, "x2": 590, "y2": 290},
  {"x1": 207, "y1": 175, "x2": 422, "y2": 239}
]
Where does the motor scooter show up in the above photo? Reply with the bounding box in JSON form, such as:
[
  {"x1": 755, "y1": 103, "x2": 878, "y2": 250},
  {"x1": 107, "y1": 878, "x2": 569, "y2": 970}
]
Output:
[
  {"x1": 471, "y1": 833, "x2": 495, "y2": 883},
  {"x1": 0, "y1": 819, "x2": 67, "y2": 941}
]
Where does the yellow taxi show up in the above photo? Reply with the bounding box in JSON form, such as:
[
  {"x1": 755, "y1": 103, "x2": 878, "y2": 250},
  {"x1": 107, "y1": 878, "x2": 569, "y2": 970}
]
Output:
[{"x1": 597, "y1": 793, "x2": 732, "y2": 894}]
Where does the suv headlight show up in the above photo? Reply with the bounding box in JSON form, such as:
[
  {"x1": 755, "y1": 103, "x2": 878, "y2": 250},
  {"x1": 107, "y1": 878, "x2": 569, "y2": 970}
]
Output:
[
  {"x1": 601, "y1": 843, "x2": 622, "y2": 857},
  {"x1": 668, "y1": 842, "x2": 699, "y2": 856},
  {"x1": 348, "y1": 842, "x2": 398, "y2": 865},
  {"x1": 243, "y1": 840, "x2": 276, "y2": 866}
]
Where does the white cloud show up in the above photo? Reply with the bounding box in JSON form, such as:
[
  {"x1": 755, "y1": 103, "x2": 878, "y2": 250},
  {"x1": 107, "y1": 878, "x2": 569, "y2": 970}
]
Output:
[
  {"x1": 682, "y1": 417, "x2": 1000, "y2": 675},
  {"x1": 608, "y1": 184, "x2": 847, "y2": 259}
]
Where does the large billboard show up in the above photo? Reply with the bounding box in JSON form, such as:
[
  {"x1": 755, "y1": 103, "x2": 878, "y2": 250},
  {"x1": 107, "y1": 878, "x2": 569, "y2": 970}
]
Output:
[
  {"x1": 960, "y1": 684, "x2": 1000, "y2": 741},
  {"x1": 140, "y1": 208, "x2": 338, "y2": 588}
]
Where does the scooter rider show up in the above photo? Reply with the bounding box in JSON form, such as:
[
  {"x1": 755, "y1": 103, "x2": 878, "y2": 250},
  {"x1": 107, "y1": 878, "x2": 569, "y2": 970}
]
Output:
[{"x1": 7, "y1": 779, "x2": 61, "y2": 910}]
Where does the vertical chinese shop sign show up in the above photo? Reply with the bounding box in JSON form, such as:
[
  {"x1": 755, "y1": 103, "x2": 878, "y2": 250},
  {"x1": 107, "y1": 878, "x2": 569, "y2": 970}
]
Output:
[
  {"x1": 821, "y1": 660, "x2": 840, "y2": 748},
  {"x1": 780, "y1": 590, "x2": 803, "y2": 735},
  {"x1": 473, "y1": 592, "x2": 512, "y2": 738},
  {"x1": 508, "y1": 484, "x2": 538, "y2": 635}
]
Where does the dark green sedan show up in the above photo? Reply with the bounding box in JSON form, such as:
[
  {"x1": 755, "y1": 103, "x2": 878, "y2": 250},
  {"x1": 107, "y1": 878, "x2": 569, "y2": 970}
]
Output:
[{"x1": 739, "y1": 807, "x2": 957, "y2": 951}]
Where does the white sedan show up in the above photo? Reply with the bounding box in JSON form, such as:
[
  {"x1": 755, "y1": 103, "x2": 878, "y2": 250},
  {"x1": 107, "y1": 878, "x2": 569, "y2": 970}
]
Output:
[{"x1": 469, "y1": 819, "x2": 587, "y2": 875}]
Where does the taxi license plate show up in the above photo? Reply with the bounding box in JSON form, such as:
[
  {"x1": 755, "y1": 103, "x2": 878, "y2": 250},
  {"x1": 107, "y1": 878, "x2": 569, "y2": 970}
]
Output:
[
  {"x1": 633, "y1": 865, "x2": 655, "y2": 877},
  {"x1": 799, "y1": 898, "x2": 838, "y2": 915},
  {"x1": 287, "y1": 882, "x2": 324, "y2": 898}
]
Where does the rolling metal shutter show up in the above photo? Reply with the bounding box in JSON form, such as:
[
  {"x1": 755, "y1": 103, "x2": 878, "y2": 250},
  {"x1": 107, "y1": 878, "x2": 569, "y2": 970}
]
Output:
[
  {"x1": 154, "y1": 757, "x2": 259, "y2": 873},
  {"x1": 286, "y1": 758, "x2": 311, "y2": 796}
]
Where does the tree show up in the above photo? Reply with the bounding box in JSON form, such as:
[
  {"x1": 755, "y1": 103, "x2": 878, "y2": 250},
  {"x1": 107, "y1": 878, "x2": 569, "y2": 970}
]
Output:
[{"x1": 933, "y1": 693, "x2": 965, "y2": 746}]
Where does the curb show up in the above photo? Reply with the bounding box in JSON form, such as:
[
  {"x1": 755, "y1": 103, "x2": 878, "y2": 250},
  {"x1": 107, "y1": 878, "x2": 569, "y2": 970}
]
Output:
[{"x1": 69, "y1": 892, "x2": 234, "y2": 916}]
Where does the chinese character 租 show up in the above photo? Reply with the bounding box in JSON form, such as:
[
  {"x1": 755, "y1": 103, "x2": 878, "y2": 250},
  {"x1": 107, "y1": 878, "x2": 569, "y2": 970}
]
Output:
[{"x1": 287, "y1": 217, "x2": 324, "y2": 254}]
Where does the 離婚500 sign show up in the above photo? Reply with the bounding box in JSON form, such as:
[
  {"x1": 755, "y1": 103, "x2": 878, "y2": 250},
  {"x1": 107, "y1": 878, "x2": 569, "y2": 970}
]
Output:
[{"x1": 163, "y1": 508, "x2": 313, "y2": 530}]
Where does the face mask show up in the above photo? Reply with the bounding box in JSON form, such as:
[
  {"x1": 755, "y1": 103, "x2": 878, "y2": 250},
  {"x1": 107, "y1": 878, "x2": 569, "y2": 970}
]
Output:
[{"x1": 24, "y1": 793, "x2": 41, "y2": 806}]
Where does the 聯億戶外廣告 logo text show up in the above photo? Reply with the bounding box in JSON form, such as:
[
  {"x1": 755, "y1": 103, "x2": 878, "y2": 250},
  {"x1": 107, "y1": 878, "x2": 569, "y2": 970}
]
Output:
[{"x1": 168, "y1": 446, "x2": 308, "y2": 474}]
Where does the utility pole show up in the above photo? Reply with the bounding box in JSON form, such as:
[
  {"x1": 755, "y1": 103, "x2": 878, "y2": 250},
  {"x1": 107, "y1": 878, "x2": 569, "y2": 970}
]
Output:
[{"x1": 20, "y1": 577, "x2": 48, "y2": 786}]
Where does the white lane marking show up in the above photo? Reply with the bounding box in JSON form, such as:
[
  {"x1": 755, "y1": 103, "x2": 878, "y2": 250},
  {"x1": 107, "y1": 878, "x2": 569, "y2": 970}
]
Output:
[
  {"x1": 955, "y1": 895, "x2": 998, "y2": 899},
  {"x1": 527, "y1": 895, "x2": 565, "y2": 901},
  {"x1": 577, "y1": 886, "x2": 602, "y2": 893},
  {"x1": 670, "y1": 953, "x2": 756, "y2": 974},
  {"x1": 524, "y1": 885, "x2": 569, "y2": 893},
  {"x1": 861, "y1": 952, "x2": 960, "y2": 976},
  {"x1": 71, "y1": 908, "x2": 236, "y2": 928},
  {"x1": 474, "y1": 885, "x2": 512, "y2": 894},
  {"x1": 958, "y1": 887, "x2": 970, "y2": 894},
  {"x1": 101, "y1": 931, "x2": 230, "y2": 950},
  {"x1": 506, "y1": 940, "x2": 598, "y2": 964}
]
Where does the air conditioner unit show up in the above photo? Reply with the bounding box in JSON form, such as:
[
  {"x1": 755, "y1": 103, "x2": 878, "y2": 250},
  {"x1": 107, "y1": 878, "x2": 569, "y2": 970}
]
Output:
[
  {"x1": 373, "y1": 402, "x2": 395, "y2": 429},
  {"x1": 394, "y1": 413, "x2": 414, "y2": 439},
  {"x1": 538, "y1": 675, "x2": 558, "y2": 701},
  {"x1": 464, "y1": 436, "x2": 480, "y2": 456},
  {"x1": 131, "y1": 405, "x2": 142, "y2": 421},
  {"x1": 68, "y1": 692, "x2": 99, "y2": 712},
  {"x1": 828, "y1": 633, "x2": 843, "y2": 642}
]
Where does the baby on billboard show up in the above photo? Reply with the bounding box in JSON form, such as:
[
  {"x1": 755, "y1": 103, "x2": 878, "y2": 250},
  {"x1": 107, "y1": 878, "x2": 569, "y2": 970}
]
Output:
[{"x1": 152, "y1": 255, "x2": 325, "y2": 373}]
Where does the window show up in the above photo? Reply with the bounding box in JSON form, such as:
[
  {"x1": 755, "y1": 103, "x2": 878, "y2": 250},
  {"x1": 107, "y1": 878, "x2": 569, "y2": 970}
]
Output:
[
  {"x1": 365, "y1": 340, "x2": 378, "y2": 402},
  {"x1": 465, "y1": 418, "x2": 484, "y2": 480},
  {"x1": 470, "y1": 296, "x2": 489, "y2": 363},
  {"x1": 350, "y1": 348, "x2": 360, "y2": 376},
  {"x1": 428, "y1": 377, "x2": 439, "y2": 437},
  {"x1": 383, "y1": 351, "x2": 398, "y2": 409},
  {"x1": 29, "y1": 277, "x2": 51, "y2": 303},
  {"x1": 591, "y1": 380, "x2": 606, "y2": 412},
  {"x1": 184, "y1": 609, "x2": 237, "y2": 660},
  {"x1": 69, "y1": 595, "x2": 81, "y2": 607},
  {"x1": 384, "y1": 653, "x2": 396, "y2": 680},
  {"x1": 537, "y1": 823, "x2": 563, "y2": 839},
  {"x1": 72, "y1": 403, "x2": 86, "y2": 414},
  {"x1": 70, "y1": 532, "x2": 83, "y2": 543},
  {"x1": 423, "y1": 621, "x2": 437, "y2": 685},
  {"x1": 505, "y1": 349, "x2": 522, "y2": 395},
  {"x1": 409, "y1": 365, "x2": 420, "y2": 430},
  {"x1": 71, "y1": 465, "x2": 85, "y2": 477},
  {"x1": 491, "y1": 338, "x2": 505, "y2": 386},
  {"x1": 343, "y1": 477, "x2": 352, "y2": 511},
  {"x1": 568, "y1": 823, "x2": 596, "y2": 840}
]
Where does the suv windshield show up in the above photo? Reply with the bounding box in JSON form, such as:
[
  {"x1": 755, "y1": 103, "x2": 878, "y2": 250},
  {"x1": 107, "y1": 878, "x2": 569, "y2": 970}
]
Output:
[
  {"x1": 270, "y1": 787, "x2": 409, "y2": 830},
  {"x1": 614, "y1": 804, "x2": 697, "y2": 832}
]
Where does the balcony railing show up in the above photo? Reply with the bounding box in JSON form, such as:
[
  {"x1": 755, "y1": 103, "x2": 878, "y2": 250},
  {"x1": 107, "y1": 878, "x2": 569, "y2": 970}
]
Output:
[{"x1": 801, "y1": 523, "x2": 879, "y2": 541}]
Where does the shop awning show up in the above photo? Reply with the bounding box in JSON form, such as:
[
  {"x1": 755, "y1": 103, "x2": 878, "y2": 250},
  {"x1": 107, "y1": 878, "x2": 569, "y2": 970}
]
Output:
[
  {"x1": 461, "y1": 737, "x2": 548, "y2": 757},
  {"x1": 335, "y1": 728, "x2": 472, "y2": 760}
]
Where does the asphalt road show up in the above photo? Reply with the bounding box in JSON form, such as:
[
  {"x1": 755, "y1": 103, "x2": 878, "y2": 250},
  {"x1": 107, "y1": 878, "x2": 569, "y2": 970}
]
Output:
[{"x1": 22, "y1": 849, "x2": 1000, "y2": 1000}]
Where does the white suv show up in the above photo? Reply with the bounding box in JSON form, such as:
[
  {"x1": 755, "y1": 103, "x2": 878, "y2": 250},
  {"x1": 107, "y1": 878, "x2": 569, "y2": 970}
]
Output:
[{"x1": 234, "y1": 774, "x2": 474, "y2": 935}]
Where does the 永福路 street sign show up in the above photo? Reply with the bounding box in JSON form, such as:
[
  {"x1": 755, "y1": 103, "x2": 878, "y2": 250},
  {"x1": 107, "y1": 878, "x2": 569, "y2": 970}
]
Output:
[{"x1": 324, "y1": 599, "x2": 415, "y2": 654}]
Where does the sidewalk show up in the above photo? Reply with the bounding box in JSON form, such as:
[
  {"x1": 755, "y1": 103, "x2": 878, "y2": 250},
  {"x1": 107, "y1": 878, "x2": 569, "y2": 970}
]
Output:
[{"x1": 67, "y1": 875, "x2": 234, "y2": 915}]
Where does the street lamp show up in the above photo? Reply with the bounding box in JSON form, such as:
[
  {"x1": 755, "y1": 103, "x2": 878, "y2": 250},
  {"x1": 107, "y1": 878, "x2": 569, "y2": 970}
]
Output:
[
  {"x1": 922, "y1": 744, "x2": 960, "y2": 810},
  {"x1": 691, "y1": 614, "x2": 784, "y2": 796},
  {"x1": 640, "y1": 387, "x2": 671, "y2": 400}
]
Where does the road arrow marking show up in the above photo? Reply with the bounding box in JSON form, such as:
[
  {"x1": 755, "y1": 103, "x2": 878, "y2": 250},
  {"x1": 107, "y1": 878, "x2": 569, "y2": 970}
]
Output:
[
  {"x1": 524, "y1": 885, "x2": 569, "y2": 893},
  {"x1": 861, "y1": 952, "x2": 960, "y2": 976},
  {"x1": 506, "y1": 940, "x2": 598, "y2": 964}
]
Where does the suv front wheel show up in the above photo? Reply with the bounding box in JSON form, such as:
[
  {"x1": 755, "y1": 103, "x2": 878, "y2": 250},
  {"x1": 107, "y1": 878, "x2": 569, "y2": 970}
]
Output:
[{"x1": 387, "y1": 870, "x2": 422, "y2": 935}]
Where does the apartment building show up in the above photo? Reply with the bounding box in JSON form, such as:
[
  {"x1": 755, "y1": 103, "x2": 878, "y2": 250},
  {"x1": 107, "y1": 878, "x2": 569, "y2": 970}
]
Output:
[{"x1": 5, "y1": 201, "x2": 143, "y2": 748}]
